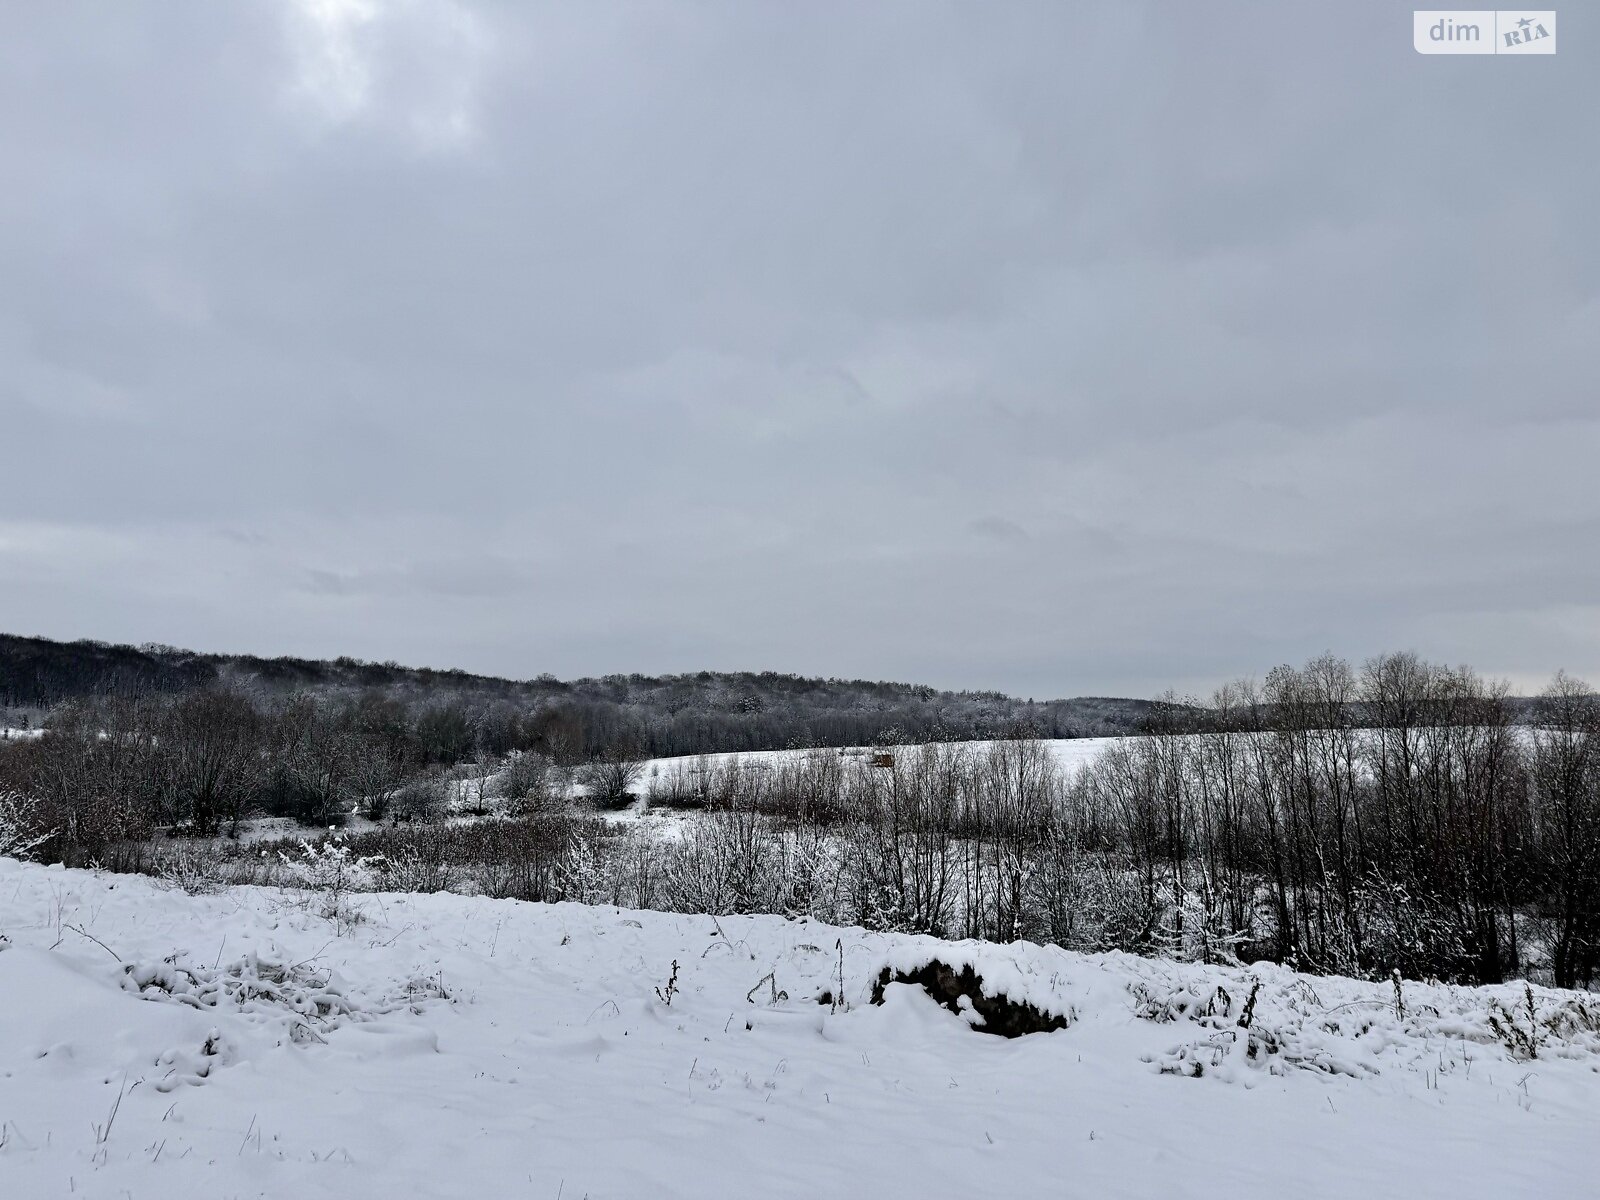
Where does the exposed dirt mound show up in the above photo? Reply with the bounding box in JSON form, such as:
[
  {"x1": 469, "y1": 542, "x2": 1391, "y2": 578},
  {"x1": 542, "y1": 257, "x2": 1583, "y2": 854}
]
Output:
[{"x1": 871, "y1": 959, "x2": 1069, "y2": 1037}]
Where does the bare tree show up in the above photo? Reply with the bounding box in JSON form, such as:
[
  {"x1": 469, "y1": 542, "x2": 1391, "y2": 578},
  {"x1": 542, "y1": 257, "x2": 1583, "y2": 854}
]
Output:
[
  {"x1": 157, "y1": 689, "x2": 262, "y2": 836},
  {"x1": 1530, "y1": 672, "x2": 1600, "y2": 988},
  {"x1": 348, "y1": 733, "x2": 412, "y2": 822},
  {"x1": 272, "y1": 698, "x2": 360, "y2": 826},
  {"x1": 580, "y1": 744, "x2": 644, "y2": 807}
]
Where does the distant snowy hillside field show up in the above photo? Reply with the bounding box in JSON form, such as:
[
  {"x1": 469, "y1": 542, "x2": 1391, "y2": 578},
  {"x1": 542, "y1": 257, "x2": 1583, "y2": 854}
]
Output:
[{"x1": 1, "y1": 858, "x2": 1596, "y2": 1199}]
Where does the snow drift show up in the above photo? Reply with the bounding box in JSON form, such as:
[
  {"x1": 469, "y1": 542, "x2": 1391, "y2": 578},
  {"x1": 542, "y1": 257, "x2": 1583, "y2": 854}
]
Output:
[{"x1": 0, "y1": 857, "x2": 1595, "y2": 1198}]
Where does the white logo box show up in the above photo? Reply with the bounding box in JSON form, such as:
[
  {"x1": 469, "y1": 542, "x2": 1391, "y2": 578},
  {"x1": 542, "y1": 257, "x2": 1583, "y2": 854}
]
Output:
[{"x1": 1414, "y1": 10, "x2": 1556, "y2": 54}]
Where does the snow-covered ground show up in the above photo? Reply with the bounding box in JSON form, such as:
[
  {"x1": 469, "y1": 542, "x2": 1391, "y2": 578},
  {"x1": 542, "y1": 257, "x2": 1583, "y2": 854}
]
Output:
[
  {"x1": 634, "y1": 737, "x2": 1123, "y2": 788},
  {"x1": 1, "y1": 861, "x2": 1595, "y2": 1199}
]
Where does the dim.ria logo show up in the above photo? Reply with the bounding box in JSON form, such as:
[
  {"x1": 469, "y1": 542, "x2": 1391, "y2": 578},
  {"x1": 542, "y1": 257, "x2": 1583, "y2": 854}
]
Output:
[{"x1": 1413, "y1": 10, "x2": 1556, "y2": 53}]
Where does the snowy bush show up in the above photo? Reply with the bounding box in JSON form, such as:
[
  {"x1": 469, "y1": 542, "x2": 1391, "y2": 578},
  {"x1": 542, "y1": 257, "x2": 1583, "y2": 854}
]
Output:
[
  {"x1": 1487, "y1": 984, "x2": 1545, "y2": 1060},
  {"x1": 559, "y1": 833, "x2": 609, "y2": 905},
  {"x1": 494, "y1": 749, "x2": 559, "y2": 815},
  {"x1": 393, "y1": 773, "x2": 448, "y2": 823},
  {"x1": 278, "y1": 833, "x2": 384, "y2": 929},
  {"x1": 659, "y1": 807, "x2": 788, "y2": 915},
  {"x1": 0, "y1": 789, "x2": 53, "y2": 860},
  {"x1": 381, "y1": 846, "x2": 456, "y2": 894},
  {"x1": 121, "y1": 948, "x2": 450, "y2": 1066},
  {"x1": 153, "y1": 843, "x2": 231, "y2": 895}
]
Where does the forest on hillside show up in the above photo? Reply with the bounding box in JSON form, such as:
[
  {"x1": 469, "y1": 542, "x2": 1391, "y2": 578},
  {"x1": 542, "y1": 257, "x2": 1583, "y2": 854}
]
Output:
[{"x1": 0, "y1": 632, "x2": 1159, "y2": 755}]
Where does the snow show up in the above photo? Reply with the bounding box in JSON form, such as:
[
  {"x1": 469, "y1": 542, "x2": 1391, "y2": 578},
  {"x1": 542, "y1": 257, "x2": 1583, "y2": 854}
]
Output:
[
  {"x1": 608, "y1": 737, "x2": 1125, "y2": 823},
  {"x1": 170, "y1": 737, "x2": 1137, "y2": 838},
  {"x1": 1, "y1": 857, "x2": 1596, "y2": 1198},
  {"x1": 635, "y1": 737, "x2": 1123, "y2": 788}
]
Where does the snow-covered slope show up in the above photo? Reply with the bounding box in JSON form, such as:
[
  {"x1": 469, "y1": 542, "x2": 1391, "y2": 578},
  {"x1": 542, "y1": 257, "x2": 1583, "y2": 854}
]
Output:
[
  {"x1": 0, "y1": 858, "x2": 1594, "y2": 1199},
  {"x1": 633, "y1": 737, "x2": 1122, "y2": 788}
]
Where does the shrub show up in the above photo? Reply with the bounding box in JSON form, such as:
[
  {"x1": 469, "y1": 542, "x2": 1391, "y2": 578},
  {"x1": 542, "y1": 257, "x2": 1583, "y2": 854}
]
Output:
[
  {"x1": 154, "y1": 843, "x2": 231, "y2": 895},
  {"x1": 278, "y1": 833, "x2": 384, "y2": 930},
  {"x1": 0, "y1": 789, "x2": 52, "y2": 860}
]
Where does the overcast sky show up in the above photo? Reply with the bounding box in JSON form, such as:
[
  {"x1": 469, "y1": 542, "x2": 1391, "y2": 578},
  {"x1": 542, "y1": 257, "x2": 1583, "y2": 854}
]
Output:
[{"x1": 2, "y1": 2, "x2": 1596, "y2": 698}]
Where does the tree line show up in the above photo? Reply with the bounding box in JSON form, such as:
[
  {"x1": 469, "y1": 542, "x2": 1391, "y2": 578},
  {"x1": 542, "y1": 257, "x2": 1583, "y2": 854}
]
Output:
[
  {"x1": 0, "y1": 632, "x2": 1158, "y2": 755},
  {"x1": 581, "y1": 654, "x2": 1594, "y2": 988},
  {"x1": 0, "y1": 688, "x2": 575, "y2": 862},
  {"x1": 1, "y1": 649, "x2": 1595, "y2": 989}
]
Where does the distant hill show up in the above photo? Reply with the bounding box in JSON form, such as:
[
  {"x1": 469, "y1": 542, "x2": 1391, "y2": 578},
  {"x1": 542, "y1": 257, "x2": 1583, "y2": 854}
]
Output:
[{"x1": 0, "y1": 632, "x2": 1162, "y2": 755}]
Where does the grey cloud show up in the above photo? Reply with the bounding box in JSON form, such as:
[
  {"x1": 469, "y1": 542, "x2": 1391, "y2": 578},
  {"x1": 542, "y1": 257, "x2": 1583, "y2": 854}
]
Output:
[
  {"x1": 302, "y1": 556, "x2": 535, "y2": 600},
  {"x1": 1, "y1": 1, "x2": 1596, "y2": 697},
  {"x1": 967, "y1": 517, "x2": 1027, "y2": 544}
]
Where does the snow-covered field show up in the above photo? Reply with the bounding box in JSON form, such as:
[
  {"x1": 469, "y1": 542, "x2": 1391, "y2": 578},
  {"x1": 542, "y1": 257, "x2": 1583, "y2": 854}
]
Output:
[
  {"x1": 2, "y1": 857, "x2": 1596, "y2": 1199},
  {"x1": 612, "y1": 737, "x2": 1123, "y2": 821},
  {"x1": 634, "y1": 737, "x2": 1123, "y2": 788}
]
